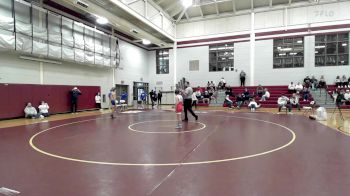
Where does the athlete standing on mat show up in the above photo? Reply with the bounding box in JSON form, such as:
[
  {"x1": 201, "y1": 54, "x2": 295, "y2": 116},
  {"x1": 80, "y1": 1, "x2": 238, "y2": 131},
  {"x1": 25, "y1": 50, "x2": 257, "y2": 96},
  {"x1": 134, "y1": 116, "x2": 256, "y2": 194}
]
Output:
[
  {"x1": 182, "y1": 82, "x2": 198, "y2": 121},
  {"x1": 109, "y1": 88, "x2": 117, "y2": 118},
  {"x1": 175, "y1": 89, "x2": 183, "y2": 129}
]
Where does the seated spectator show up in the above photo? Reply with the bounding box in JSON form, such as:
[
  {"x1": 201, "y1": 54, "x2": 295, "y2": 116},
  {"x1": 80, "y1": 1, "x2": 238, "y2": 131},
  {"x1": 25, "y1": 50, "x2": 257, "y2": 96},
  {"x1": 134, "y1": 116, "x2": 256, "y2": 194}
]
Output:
[
  {"x1": 219, "y1": 77, "x2": 226, "y2": 89},
  {"x1": 203, "y1": 91, "x2": 210, "y2": 104},
  {"x1": 224, "y1": 95, "x2": 233, "y2": 109},
  {"x1": 309, "y1": 105, "x2": 327, "y2": 121},
  {"x1": 195, "y1": 88, "x2": 202, "y2": 100},
  {"x1": 277, "y1": 94, "x2": 292, "y2": 113},
  {"x1": 344, "y1": 90, "x2": 350, "y2": 105},
  {"x1": 24, "y1": 103, "x2": 39, "y2": 119},
  {"x1": 303, "y1": 76, "x2": 311, "y2": 88},
  {"x1": 335, "y1": 75, "x2": 341, "y2": 88},
  {"x1": 256, "y1": 85, "x2": 264, "y2": 98},
  {"x1": 295, "y1": 82, "x2": 303, "y2": 93},
  {"x1": 290, "y1": 93, "x2": 300, "y2": 111},
  {"x1": 318, "y1": 75, "x2": 326, "y2": 89},
  {"x1": 211, "y1": 90, "x2": 218, "y2": 103},
  {"x1": 336, "y1": 89, "x2": 346, "y2": 106},
  {"x1": 260, "y1": 88, "x2": 270, "y2": 101},
  {"x1": 341, "y1": 75, "x2": 348, "y2": 88},
  {"x1": 302, "y1": 87, "x2": 310, "y2": 101},
  {"x1": 225, "y1": 86, "x2": 232, "y2": 96},
  {"x1": 288, "y1": 82, "x2": 296, "y2": 93},
  {"x1": 310, "y1": 75, "x2": 318, "y2": 90},
  {"x1": 38, "y1": 101, "x2": 50, "y2": 117},
  {"x1": 208, "y1": 87, "x2": 214, "y2": 98},
  {"x1": 236, "y1": 94, "x2": 244, "y2": 109},
  {"x1": 248, "y1": 98, "x2": 260, "y2": 112},
  {"x1": 210, "y1": 81, "x2": 216, "y2": 90},
  {"x1": 206, "y1": 81, "x2": 210, "y2": 90},
  {"x1": 242, "y1": 88, "x2": 251, "y2": 103}
]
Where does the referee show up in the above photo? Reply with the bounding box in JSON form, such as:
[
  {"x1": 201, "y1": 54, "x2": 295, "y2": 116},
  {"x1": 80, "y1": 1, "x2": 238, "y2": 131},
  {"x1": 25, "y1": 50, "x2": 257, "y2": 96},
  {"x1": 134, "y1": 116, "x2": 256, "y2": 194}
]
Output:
[{"x1": 182, "y1": 82, "x2": 198, "y2": 121}]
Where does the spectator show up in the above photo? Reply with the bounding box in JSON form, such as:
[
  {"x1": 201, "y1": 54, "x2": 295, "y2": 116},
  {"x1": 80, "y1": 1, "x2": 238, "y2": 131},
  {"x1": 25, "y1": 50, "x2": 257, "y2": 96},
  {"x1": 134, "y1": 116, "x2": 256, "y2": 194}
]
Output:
[
  {"x1": 303, "y1": 76, "x2": 311, "y2": 88},
  {"x1": 260, "y1": 88, "x2": 270, "y2": 101},
  {"x1": 256, "y1": 84, "x2": 264, "y2": 98},
  {"x1": 344, "y1": 90, "x2": 350, "y2": 105},
  {"x1": 302, "y1": 87, "x2": 310, "y2": 101},
  {"x1": 149, "y1": 90, "x2": 155, "y2": 108},
  {"x1": 318, "y1": 75, "x2": 326, "y2": 89},
  {"x1": 206, "y1": 81, "x2": 210, "y2": 90},
  {"x1": 242, "y1": 88, "x2": 251, "y2": 104},
  {"x1": 192, "y1": 92, "x2": 198, "y2": 109},
  {"x1": 70, "y1": 87, "x2": 82, "y2": 113},
  {"x1": 95, "y1": 92, "x2": 101, "y2": 109},
  {"x1": 24, "y1": 103, "x2": 39, "y2": 119},
  {"x1": 288, "y1": 82, "x2": 296, "y2": 94},
  {"x1": 248, "y1": 98, "x2": 260, "y2": 112},
  {"x1": 203, "y1": 91, "x2": 210, "y2": 104},
  {"x1": 38, "y1": 101, "x2": 50, "y2": 117},
  {"x1": 195, "y1": 88, "x2": 202, "y2": 100},
  {"x1": 336, "y1": 89, "x2": 346, "y2": 106},
  {"x1": 309, "y1": 105, "x2": 327, "y2": 121},
  {"x1": 157, "y1": 90, "x2": 162, "y2": 105},
  {"x1": 224, "y1": 95, "x2": 233, "y2": 109},
  {"x1": 290, "y1": 93, "x2": 300, "y2": 111},
  {"x1": 236, "y1": 94, "x2": 244, "y2": 109},
  {"x1": 295, "y1": 82, "x2": 303, "y2": 93},
  {"x1": 120, "y1": 91, "x2": 128, "y2": 104},
  {"x1": 240, "y1": 70, "x2": 246, "y2": 86},
  {"x1": 139, "y1": 90, "x2": 147, "y2": 109},
  {"x1": 335, "y1": 75, "x2": 341, "y2": 88},
  {"x1": 310, "y1": 76, "x2": 318, "y2": 90},
  {"x1": 219, "y1": 77, "x2": 226, "y2": 89},
  {"x1": 225, "y1": 86, "x2": 232, "y2": 96},
  {"x1": 341, "y1": 75, "x2": 348, "y2": 88},
  {"x1": 277, "y1": 94, "x2": 292, "y2": 113}
]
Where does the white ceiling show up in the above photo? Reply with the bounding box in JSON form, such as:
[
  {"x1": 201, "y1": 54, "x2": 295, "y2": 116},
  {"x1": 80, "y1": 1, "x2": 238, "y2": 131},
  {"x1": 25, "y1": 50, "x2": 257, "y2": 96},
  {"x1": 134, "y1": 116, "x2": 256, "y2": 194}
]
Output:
[{"x1": 152, "y1": 0, "x2": 337, "y2": 23}]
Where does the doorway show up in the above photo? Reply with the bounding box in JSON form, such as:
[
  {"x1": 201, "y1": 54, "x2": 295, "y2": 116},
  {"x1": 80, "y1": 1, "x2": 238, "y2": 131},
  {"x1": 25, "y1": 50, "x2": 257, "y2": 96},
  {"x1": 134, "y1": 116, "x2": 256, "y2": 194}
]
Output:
[{"x1": 115, "y1": 84, "x2": 128, "y2": 104}]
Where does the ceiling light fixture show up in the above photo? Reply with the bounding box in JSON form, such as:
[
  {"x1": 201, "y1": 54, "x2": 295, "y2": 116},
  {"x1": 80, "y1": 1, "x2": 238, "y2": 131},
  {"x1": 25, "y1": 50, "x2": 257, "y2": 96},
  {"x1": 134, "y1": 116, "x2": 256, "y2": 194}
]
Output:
[
  {"x1": 96, "y1": 16, "x2": 108, "y2": 24},
  {"x1": 142, "y1": 39, "x2": 151, "y2": 45},
  {"x1": 181, "y1": 0, "x2": 193, "y2": 8}
]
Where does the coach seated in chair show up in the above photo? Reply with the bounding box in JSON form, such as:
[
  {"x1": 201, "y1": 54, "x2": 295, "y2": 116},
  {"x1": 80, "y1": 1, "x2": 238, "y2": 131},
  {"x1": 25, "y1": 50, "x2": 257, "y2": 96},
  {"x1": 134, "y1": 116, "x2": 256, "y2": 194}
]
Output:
[
  {"x1": 24, "y1": 103, "x2": 39, "y2": 119},
  {"x1": 277, "y1": 94, "x2": 292, "y2": 113}
]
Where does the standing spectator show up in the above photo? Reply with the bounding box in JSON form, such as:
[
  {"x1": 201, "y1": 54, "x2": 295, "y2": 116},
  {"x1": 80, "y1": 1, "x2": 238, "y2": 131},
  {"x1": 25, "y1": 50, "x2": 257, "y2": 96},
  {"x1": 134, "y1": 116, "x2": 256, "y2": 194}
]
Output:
[
  {"x1": 38, "y1": 101, "x2": 50, "y2": 117},
  {"x1": 341, "y1": 75, "x2": 348, "y2": 88},
  {"x1": 149, "y1": 90, "x2": 155, "y2": 109},
  {"x1": 240, "y1": 70, "x2": 246, "y2": 86},
  {"x1": 95, "y1": 92, "x2": 101, "y2": 109},
  {"x1": 192, "y1": 91, "x2": 198, "y2": 109},
  {"x1": 303, "y1": 76, "x2": 311, "y2": 88},
  {"x1": 302, "y1": 87, "x2": 310, "y2": 101},
  {"x1": 140, "y1": 90, "x2": 147, "y2": 109},
  {"x1": 335, "y1": 75, "x2": 341, "y2": 87},
  {"x1": 70, "y1": 87, "x2": 82, "y2": 113},
  {"x1": 260, "y1": 88, "x2": 270, "y2": 101},
  {"x1": 157, "y1": 90, "x2": 162, "y2": 105},
  {"x1": 24, "y1": 103, "x2": 39, "y2": 119},
  {"x1": 256, "y1": 84, "x2": 264, "y2": 98},
  {"x1": 318, "y1": 75, "x2": 326, "y2": 89},
  {"x1": 277, "y1": 94, "x2": 292, "y2": 113},
  {"x1": 224, "y1": 95, "x2": 233, "y2": 109},
  {"x1": 290, "y1": 93, "x2": 301, "y2": 111},
  {"x1": 182, "y1": 82, "x2": 198, "y2": 121},
  {"x1": 288, "y1": 82, "x2": 296, "y2": 94}
]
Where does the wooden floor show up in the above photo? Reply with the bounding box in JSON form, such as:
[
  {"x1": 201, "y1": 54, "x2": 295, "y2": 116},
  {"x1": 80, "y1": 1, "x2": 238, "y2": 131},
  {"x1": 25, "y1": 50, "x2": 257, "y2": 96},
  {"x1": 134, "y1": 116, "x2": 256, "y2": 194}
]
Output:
[
  {"x1": 1, "y1": 108, "x2": 350, "y2": 195},
  {"x1": 1, "y1": 106, "x2": 349, "y2": 135}
]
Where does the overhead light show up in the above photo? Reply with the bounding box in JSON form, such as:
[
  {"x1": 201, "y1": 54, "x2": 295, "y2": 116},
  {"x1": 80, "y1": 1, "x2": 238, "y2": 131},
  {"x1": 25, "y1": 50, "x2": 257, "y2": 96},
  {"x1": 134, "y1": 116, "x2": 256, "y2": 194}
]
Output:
[
  {"x1": 96, "y1": 16, "x2": 108, "y2": 24},
  {"x1": 181, "y1": 0, "x2": 193, "y2": 8},
  {"x1": 142, "y1": 39, "x2": 151, "y2": 45},
  {"x1": 297, "y1": 40, "x2": 303, "y2": 43},
  {"x1": 342, "y1": 43, "x2": 347, "y2": 46},
  {"x1": 315, "y1": 45, "x2": 325, "y2": 49}
]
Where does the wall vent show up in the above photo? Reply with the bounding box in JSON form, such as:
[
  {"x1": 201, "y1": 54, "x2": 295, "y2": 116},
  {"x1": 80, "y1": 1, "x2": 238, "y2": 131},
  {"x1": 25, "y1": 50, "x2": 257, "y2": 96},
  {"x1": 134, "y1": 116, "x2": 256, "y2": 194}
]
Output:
[
  {"x1": 189, "y1": 60, "x2": 199, "y2": 71},
  {"x1": 76, "y1": 0, "x2": 89, "y2": 9}
]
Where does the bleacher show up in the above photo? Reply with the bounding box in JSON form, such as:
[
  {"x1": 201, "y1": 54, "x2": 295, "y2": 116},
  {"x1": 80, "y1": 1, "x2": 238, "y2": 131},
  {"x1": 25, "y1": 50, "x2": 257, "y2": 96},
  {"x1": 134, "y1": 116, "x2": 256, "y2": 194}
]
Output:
[{"x1": 194, "y1": 85, "x2": 313, "y2": 108}]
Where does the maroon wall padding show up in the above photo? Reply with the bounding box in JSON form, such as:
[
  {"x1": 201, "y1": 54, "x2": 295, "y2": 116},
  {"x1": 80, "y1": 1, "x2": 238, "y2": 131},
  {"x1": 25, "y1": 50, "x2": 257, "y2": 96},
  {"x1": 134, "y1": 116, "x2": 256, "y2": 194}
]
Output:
[{"x1": 0, "y1": 83, "x2": 100, "y2": 119}]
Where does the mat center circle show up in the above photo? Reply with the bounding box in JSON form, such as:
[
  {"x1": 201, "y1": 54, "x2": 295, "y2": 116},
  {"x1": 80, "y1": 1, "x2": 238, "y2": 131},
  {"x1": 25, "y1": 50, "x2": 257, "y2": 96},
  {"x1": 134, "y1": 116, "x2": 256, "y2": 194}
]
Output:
[{"x1": 128, "y1": 120, "x2": 206, "y2": 133}]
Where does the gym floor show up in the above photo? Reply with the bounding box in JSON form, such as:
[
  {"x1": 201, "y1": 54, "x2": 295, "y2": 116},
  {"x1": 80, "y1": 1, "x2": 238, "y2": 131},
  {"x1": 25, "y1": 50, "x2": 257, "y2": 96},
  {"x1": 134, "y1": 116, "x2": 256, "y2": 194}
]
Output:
[{"x1": 0, "y1": 107, "x2": 349, "y2": 195}]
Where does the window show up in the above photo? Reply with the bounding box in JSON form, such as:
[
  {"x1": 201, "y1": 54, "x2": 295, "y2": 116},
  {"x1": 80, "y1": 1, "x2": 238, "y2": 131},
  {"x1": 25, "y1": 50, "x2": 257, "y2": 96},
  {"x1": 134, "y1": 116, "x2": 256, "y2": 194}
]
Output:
[
  {"x1": 273, "y1": 37, "x2": 304, "y2": 68},
  {"x1": 156, "y1": 49, "x2": 169, "y2": 74},
  {"x1": 315, "y1": 33, "x2": 349, "y2": 67},
  {"x1": 209, "y1": 43, "x2": 234, "y2": 72}
]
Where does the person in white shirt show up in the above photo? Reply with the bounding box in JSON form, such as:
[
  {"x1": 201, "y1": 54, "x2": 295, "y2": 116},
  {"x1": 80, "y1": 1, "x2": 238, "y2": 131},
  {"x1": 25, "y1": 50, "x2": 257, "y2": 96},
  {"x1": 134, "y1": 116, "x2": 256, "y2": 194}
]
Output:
[
  {"x1": 260, "y1": 88, "x2": 270, "y2": 101},
  {"x1": 224, "y1": 94, "x2": 233, "y2": 109},
  {"x1": 288, "y1": 82, "x2": 296, "y2": 93},
  {"x1": 38, "y1": 101, "x2": 50, "y2": 117},
  {"x1": 182, "y1": 82, "x2": 198, "y2": 121},
  {"x1": 24, "y1": 103, "x2": 39, "y2": 119},
  {"x1": 295, "y1": 82, "x2": 303, "y2": 93},
  {"x1": 335, "y1": 75, "x2": 341, "y2": 87},
  {"x1": 95, "y1": 92, "x2": 101, "y2": 109},
  {"x1": 289, "y1": 93, "x2": 300, "y2": 111},
  {"x1": 309, "y1": 105, "x2": 327, "y2": 121},
  {"x1": 248, "y1": 98, "x2": 260, "y2": 112},
  {"x1": 277, "y1": 94, "x2": 292, "y2": 112}
]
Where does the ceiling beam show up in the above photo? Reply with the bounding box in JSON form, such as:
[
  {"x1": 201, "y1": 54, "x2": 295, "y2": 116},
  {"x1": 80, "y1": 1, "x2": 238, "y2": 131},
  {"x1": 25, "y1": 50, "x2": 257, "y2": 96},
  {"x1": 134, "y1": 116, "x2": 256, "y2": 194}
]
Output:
[
  {"x1": 289, "y1": 0, "x2": 292, "y2": 6},
  {"x1": 199, "y1": 6, "x2": 204, "y2": 17},
  {"x1": 232, "y1": 0, "x2": 236, "y2": 13},
  {"x1": 170, "y1": 6, "x2": 183, "y2": 17},
  {"x1": 185, "y1": 11, "x2": 190, "y2": 20},
  {"x1": 251, "y1": 0, "x2": 254, "y2": 10},
  {"x1": 269, "y1": 0, "x2": 273, "y2": 8},
  {"x1": 165, "y1": 1, "x2": 179, "y2": 11},
  {"x1": 176, "y1": 8, "x2": 188, "y2": 23},
  {"x1": 215, "y1": 0, "x2": 219, "y2": 15}
]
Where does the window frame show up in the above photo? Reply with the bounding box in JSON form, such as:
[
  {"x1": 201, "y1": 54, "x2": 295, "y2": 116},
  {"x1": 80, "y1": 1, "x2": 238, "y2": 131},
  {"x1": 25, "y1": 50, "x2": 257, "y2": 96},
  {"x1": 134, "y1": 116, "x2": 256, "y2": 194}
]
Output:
[
  {"x1": 209, "y1": 43, "x2": 234, "y2": 72},
  {"x1": 273, "y1": 37, "x2": 304, "y2": 69}
]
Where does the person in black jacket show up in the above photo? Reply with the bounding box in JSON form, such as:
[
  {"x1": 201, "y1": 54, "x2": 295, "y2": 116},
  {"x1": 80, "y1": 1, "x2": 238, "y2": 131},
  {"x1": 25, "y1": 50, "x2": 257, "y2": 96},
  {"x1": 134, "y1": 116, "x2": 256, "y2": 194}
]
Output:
[
  {"x1": 70, "y1": 87, "x2": 82, "y2": 113},
  {"x1": 157, "y1": 90, "x2": 162, "y2": 105}
]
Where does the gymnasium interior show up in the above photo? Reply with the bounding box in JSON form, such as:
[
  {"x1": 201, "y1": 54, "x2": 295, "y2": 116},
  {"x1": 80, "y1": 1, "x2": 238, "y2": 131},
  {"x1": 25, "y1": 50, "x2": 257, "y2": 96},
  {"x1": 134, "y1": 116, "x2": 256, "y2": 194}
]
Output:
[{"x1": 0, "y1": 0, "x2": 350, "y2": 195}]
